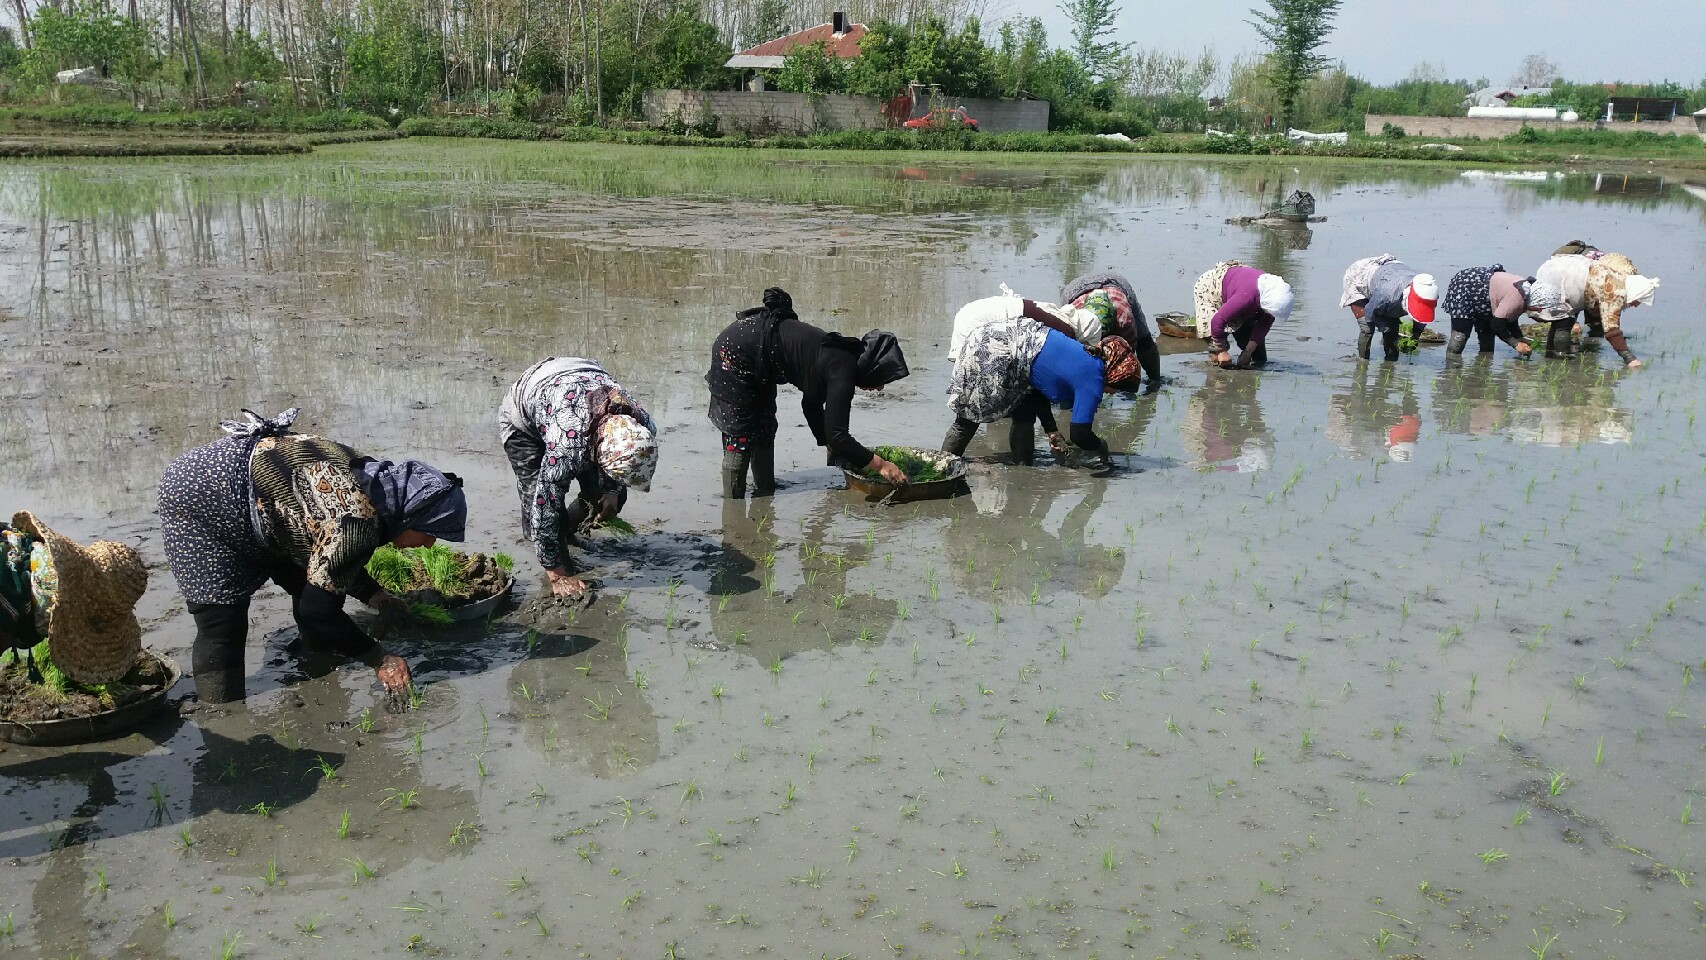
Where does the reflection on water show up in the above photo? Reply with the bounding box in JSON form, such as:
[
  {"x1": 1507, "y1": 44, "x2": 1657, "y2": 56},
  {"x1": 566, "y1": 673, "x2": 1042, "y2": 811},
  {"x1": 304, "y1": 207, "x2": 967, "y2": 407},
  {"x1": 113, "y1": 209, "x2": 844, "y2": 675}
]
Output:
[
  {"x1": 1432, "y1": 358, "x2": 1632, "y2": 446},
  {"x1": 1181, "y1": 373, "x2": 1273, "y2": 472},
  {"x1": 1327, "y1": 363, "x2": 1424, "y2": 461}
]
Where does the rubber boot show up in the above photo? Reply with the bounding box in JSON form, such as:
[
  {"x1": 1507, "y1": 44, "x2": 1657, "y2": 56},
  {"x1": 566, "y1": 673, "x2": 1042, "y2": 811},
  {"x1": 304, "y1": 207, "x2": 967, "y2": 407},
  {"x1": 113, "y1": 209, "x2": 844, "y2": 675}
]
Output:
[
  {"x1": 1545, "y1": 320, "x2": 1573, "y2": 357},
  {"x1": 749, "y1": 444, "x2": 776, "y2": 497},
  {"x1": 1007, "y1": 414, "x2": 1037, "y2": 466},
  {"x1": 720, "y1": 448, "x2": 750, "y2": 500},
  {"x1": 1356, "y1": 325, "x2": 1374, "y2": 360},
  {"x1": 1446, "y1": 330, "x2": 1470, "y2": 356},
  {"x1": 1382, "y1": 329, "x2": 1400, "y2": 362},
  {"x1": 942, "y1": 418, "x2": 979, "y2": 456}
]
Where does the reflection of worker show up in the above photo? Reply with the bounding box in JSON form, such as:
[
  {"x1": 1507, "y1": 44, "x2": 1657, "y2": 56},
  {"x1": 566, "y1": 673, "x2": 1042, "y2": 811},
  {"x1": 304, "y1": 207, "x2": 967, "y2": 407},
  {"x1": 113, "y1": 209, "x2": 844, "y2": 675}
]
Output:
[
  {"x1": 2, "y1": 511, "x2": 147, "y2": 685},
  {"x1": 1060, "y1": 272, "x2": 1164, "y2": 391},
  {"x1": 942, "y1": 317, "x2": 1135, "y2": 467},
  {"x1": 1340, "y1": 256, "x2": 1437, "y2": 361},
  {"x1": 1180, "y1": 374, "x2": 1273, "y2": 472},
  {"x1": 944, "y1": 469, "x2": 1126, "y2": 601},
  {"x1": 708, "y1": 287, "x2": 911, "y2": 495},
  {"x1": 158, "y1": 409, "x2": 467, "y2": 704},
  {"x1": 1533, "y1": 252, "x2": 1659, "y2": 367},
  {"x1": 1193, "y1": 260, "x2": 1292, "y2": 369},
  {"x1": 1326, "y1": 366, "x2": 1423, "y2": 461},
  {"x1": 1440, "y1": 265, "x2": 1564, "y2": 357},
  {"x1": 499, "y1": 357, "x2": 658, "y2": 599}
]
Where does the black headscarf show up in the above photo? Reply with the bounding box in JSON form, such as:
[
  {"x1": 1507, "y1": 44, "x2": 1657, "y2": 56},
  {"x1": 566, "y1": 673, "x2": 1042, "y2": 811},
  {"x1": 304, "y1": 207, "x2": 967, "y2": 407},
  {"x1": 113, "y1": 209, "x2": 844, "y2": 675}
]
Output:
[{"x1": 855, "y1": 330, "x2": 909, "y2": 389}]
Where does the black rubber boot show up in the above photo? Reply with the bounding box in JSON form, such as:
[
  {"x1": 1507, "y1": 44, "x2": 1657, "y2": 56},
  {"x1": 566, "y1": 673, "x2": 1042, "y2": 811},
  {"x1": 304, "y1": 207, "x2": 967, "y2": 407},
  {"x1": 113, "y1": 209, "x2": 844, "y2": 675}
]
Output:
[
  {"x1": 1446, "y1": 330, "x2": 1470, "y2": 356},
  {"x1": 1007, "y1": 414, "x2": 1037, "y2": 466},
  {"x1": 1545, "y1": 320, "x2": 1574, "y2": 357},
  {"x1": 1382, "y1": 329, "x2": 1400, "y2": 362},
  {"x1": 749, "y1": 445, "x2": 776, "y2": 497},
  {"x1": 720, "y1": 448, "x2": 750, "y2": 500},
  {"x1": 942, "y1": 418, "x2": 979, "y2": 456},
  {"x1": 189, "y1": 602, "x2": 250, "y2": 704},
  {"x1": 1356, "y1": 324, "x2": 1374, "y2": 360}
]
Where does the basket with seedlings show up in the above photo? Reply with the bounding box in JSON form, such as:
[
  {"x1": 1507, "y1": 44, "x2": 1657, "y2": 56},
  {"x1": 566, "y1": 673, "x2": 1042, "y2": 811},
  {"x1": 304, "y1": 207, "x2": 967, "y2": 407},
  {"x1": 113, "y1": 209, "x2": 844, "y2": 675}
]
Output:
[
  {"x1": 843, "y1": 445, "x2": 968, "y2": 503},
  {"x1": 366, "y1": 545, "x2": 516, "y2": 624},
  {"x1": 1, "y1": 641, "x2": 179, "y2": 745}
]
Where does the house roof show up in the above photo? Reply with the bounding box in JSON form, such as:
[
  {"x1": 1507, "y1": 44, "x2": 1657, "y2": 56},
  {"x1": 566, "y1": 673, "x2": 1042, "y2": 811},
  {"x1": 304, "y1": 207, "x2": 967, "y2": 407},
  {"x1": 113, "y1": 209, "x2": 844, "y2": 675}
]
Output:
[
  {"x1": 725, "y1": 21, "x2": 867, "y2": 69},
  {"x1": 1463, "y1": 85, "x2": 1551, "y2": 107}
]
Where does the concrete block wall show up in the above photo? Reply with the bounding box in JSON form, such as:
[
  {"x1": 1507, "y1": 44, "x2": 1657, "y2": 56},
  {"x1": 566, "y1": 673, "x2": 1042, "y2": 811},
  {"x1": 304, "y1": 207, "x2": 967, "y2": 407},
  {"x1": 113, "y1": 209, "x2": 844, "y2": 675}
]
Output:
[
  {"x1": 912, "y1": 93, "x2": 1049, "y2": 133},
  {"x1": 645, "y1": 90, "x2": 1051, "y2": 136},
  {"x1": 1365, "y1": 113, "x2": 1704, "y2": 141},
  {"x1": 644, "y1": 90, "x2": 887, "y2": 135}
]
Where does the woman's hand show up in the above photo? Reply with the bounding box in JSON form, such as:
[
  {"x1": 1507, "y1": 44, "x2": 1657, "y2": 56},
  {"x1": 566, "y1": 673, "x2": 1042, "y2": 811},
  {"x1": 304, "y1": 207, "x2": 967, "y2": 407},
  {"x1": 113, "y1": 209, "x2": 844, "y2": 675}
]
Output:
[
  {"x1": 1234, "y1": 350, "x2": 1256, "y2": 369},
  {"x1": 1047, "y1": 432, "x2": 1069, "y2": 461},
  {"x1": 545, "y1": 566, "x2": 591, "y2": 598},
  {"x1": 872, "y1": 457, "x2": 908, "y2": 485},
  {"x1": 1212, "y1": 350, "x2": 1232, "y2": 367},
  {"x1": 369, "y1": 591, "x2": 414, "y2": 641},
  {"x1": 1626, "y1": 357, "x2": 1643, "y2": 369},
  {"x1": 375, "y1": 654, "x2": 413, "y2": 696},
  {"x1": 594, "y1": 491, "x2": 622, "y2": 522},
  {"x1": 1515, "y1": 341, "x2": 1533, "y2": 357}
]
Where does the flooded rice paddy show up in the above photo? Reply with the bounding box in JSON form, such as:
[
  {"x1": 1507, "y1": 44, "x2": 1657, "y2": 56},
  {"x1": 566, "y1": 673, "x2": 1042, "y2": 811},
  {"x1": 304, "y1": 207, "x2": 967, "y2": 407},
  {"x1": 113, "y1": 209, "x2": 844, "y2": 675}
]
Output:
[{"x1": 3, "y1": 140, "x2": 1706, "y2": 959}]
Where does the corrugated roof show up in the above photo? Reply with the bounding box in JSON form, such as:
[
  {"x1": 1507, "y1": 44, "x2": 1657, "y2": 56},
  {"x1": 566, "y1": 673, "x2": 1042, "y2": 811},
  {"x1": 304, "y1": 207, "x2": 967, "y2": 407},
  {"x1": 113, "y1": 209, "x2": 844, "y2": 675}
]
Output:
[{"x1": 726, "y1": 21, "x2": 867, "y2": 68}]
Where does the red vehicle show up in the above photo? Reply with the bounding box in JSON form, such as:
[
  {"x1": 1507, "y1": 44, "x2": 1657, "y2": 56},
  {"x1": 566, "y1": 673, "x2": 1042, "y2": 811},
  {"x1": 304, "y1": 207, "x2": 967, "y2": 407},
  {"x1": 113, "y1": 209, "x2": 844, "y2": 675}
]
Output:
[{"x1": 904, "y1": 107, "x2": 980, "y2": 132}]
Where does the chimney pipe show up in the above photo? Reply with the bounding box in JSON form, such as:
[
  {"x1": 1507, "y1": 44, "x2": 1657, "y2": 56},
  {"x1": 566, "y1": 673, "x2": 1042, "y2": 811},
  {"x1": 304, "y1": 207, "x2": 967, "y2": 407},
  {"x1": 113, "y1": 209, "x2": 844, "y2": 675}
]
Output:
[{"x1": 832, "y1": 11, "x2": 848, "y2": 35}]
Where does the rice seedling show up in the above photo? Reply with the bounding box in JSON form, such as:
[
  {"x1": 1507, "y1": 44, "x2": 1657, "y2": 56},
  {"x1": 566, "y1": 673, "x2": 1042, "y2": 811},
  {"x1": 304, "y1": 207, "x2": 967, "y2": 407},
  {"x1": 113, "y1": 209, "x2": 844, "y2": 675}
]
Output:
[
  {"x1": 681, "y1": 781, "x2": 701, "y2": 803},
  {"x1": 449, "y1": 820, "x2": 477, "y2": 845},
  {"x1": 175, "y1": 827, "x2": 195, "y2": 850},
  {"x1": 1548, "y1": 770, "x2": 1568, "y2": 796},
  {"x1": 1479, "y1": 848, "x2": 1508, "y2": 864},
  {"x1": 357, "y1": 708, "x2": 375, "y2": 733},
  {"x1": 381, "y1": 787, "x2": 420, "y2": 810},
  {"x1": 311, "y1": 756, "x2": 339, "y2": 781},
  {"x1": 220, "y1": 933, "x2": 243, "y2": 960},
  {"x1": 261, "y1": 857, "x2": 280, "y2": 887},
  {"x1": 250, "y1": 801, "x2": 274, "y2": 818},
  {"x1": 1528, "y1": 929, "x2": 1560, "y2": 959},
  {"x1": 1101, "y1": 847, "x2": 1119, "y2": 872},
  {"x1": 584, "y1": 694, "x2": 611, "y2": 721},
  {"x1": 475, "y1": 752, "x2": 488, "y2": 778},
  {"x1": 1514, "y1": 805, "x2": 1530, "y2": 826},
  {"x1": 336, "y1": 809, "x2": 351, "y2": 839},
  {"x1": 92, "y1": 865, "x2": 108, "y2": 892},
  {"x1": 346, "y1": 857, "x2": 376, "y2": 884},
  {"x1": 161, "y1": 901, "x2": 174, "y2": 929}
]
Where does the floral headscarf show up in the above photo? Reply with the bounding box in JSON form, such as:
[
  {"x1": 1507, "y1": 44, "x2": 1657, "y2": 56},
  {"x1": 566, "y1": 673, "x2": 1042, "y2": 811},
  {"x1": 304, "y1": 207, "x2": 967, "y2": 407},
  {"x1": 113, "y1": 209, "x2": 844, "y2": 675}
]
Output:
[
  {"x1": 1099, "y1": 337, "x2": 1141, "y2": 391},
  {"x1": 596, "y1": 415, "x2": 658, "y2": 492},
  {"x1": 1079, "y1": 290, "x2": 1117, "y2": 335}
]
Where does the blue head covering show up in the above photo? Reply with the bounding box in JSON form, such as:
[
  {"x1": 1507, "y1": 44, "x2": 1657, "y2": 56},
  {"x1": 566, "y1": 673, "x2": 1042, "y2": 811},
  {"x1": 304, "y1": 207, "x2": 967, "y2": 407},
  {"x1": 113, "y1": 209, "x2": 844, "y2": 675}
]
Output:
[{"x1": 356, "y1": 459, "x2": 467, "y2": 542}]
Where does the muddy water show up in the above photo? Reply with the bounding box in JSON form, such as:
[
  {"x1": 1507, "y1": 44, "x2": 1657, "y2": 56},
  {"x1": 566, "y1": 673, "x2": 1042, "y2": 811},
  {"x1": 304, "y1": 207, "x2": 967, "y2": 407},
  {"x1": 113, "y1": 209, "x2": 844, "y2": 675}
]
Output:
[{"x1": 2, "y1": 141, "x2": 1705, "y2": 959}]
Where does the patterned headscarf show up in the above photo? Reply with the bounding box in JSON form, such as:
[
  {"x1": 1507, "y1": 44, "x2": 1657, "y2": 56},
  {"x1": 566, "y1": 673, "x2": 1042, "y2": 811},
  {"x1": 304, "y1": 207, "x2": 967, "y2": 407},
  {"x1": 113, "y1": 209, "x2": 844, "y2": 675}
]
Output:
[
  {"x1": 596, "y1": 415, "x2": 658, "y2": 492},
  {"x1": 1526, "y1": 279, "x2": 1571, "y2": 321},
  {"x1": 220, "y1": 407, "x2": 301, "y2": 439},
  {"x1": 1079, "y1": 290, "x2": 1117, "y2": 334},
  {"x1": 1099, "y1": 337, "x2": 1141, "y2": 391}
]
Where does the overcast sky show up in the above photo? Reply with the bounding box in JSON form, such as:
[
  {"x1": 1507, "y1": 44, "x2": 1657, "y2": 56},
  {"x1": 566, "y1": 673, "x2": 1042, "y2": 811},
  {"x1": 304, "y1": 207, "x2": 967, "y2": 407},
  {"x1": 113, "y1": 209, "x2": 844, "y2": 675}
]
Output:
[{"x1": 998, "y1": 0, "x2": 1702, "y2": 87}]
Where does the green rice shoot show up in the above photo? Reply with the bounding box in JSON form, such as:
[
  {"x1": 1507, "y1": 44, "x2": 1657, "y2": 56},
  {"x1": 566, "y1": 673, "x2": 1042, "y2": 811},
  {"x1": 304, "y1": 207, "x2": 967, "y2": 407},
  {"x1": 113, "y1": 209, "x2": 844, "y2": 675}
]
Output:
[
  {"x1": 365, "y1": 544, "x2": 468, "y2": 595},
  {"x1": 409, "y1": 602, "x2": 455, "y2": 626},
  {"x1": 1, "y1": 640, "x2": 121, "y2": 704},
  {"x1": 491, "y1": 552, "x2": 515, "y2": 571},
  {"x1": 866, "y1": 446, "x2": 948, "y2": 483},
  {"x1": 597, "y1": 517, "x2": 637, "y2": 537}
]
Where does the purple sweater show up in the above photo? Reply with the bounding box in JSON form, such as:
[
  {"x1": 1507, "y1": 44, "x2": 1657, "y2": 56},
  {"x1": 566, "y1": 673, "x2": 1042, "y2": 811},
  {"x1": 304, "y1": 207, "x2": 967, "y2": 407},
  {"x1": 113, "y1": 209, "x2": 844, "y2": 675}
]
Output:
[{"x1": 1210, "y1": 266, "x2": 1275, "y2": 346}]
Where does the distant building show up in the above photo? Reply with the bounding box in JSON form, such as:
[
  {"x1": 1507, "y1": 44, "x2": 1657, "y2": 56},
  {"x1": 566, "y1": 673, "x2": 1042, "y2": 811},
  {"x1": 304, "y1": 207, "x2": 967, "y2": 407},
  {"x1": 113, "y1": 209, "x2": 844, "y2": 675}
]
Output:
[
  {"x1": 1695, "y1": 107, "x2": 1706, "y2": 135},
  {"x1": 1461, "y1": 85, "x2": 1552, "y2": 109},
  {"x1": 725, "y1": 12, "x2": 866, "y2": 92}
]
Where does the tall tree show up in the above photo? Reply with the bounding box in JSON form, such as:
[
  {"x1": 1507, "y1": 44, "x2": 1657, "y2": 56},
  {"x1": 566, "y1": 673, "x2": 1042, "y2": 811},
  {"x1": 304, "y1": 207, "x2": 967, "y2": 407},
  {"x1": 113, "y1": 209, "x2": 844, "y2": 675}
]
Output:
[
  {"x1": 1511, "y1": 53, "x2": 1558, "y2": 88},
  {"x1": 1248, "y1": 0, "x2": 1340, "y2": 129},
  {"x1": 1060, "y1": 0, "x2": 1123, "y2": 81}
]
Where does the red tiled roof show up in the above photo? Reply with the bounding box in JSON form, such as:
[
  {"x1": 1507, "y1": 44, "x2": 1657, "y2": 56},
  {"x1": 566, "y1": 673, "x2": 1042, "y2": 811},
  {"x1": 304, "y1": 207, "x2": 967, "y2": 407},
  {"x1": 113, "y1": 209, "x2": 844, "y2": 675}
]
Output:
[{"x1": 736, "y1": 22, "x2": 867, "y2": 60}]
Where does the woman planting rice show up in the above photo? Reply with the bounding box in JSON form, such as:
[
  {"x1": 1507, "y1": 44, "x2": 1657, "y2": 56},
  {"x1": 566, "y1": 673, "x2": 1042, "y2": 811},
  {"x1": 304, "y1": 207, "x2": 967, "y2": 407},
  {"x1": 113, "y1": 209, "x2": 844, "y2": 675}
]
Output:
[
  {"x1": 940, "y1": 313, "x2": 1137, "y2": 468},
  {"x1": 1192, "y1": 260, "x2": 1294, "y2": 368},
  {"x1": 707, "y1": 287, "x2": 911, "y2": 498},
  {"x1": 499, "y1": 357, "x2": 659, "y2": 599},
  {"x1": 157, "y1": 409, "x2": 466, "y2": 705}
]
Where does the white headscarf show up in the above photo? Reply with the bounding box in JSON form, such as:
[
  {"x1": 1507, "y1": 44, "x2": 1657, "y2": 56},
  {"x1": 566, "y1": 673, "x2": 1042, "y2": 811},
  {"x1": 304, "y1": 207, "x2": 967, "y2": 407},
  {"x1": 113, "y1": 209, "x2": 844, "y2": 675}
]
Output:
[
  {"x1": 1624, "y1": 275, "x2": 1660, "y2": 307},
  {"x1": 1256, "y1": 274, "x2": 1294, "y2": 323}
]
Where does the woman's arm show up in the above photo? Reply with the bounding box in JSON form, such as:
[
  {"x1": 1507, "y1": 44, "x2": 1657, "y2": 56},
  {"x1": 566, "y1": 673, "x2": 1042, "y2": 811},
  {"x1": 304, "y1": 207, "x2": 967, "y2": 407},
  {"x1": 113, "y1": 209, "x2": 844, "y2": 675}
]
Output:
[
  {"x1": 816, "y1": 365, "x2": 875, "y2": 468},
  {"x1": 1021, "y1": 300, "x2": 1080, "y2": 341},
  {"x1": 1211, "y1": 282, "x2": 1261, "y2": 347}
]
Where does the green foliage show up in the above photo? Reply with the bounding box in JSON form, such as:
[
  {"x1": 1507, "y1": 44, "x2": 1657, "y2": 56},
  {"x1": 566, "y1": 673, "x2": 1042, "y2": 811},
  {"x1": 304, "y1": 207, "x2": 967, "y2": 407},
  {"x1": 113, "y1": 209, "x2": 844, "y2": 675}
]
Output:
[
  {"x1": 409, "y1": 602, "x2": 455, "y2": 625},
  {"x1": 23, "y1": 3, "x2": 154, "y2": 85},
  {"x1": 774, "y1": 41, "x2": 848, "y2": 95},
  {"x1": 1, "y1": 639, "x2": 118, "y2": 702},
  {"x1": 867, "y1": 447, "x2": 948, "y2": 483},
  {"x1": 1248, "y1": 0, "x2": 1343, "y2": 128},
  {"x1": 1061, "y1": 0, "x2": 1127, "y2": 81},
  {"x1": 0, "y1": 105, "x2": 384, "y2": 132},
  {"x1": 366, "y1": 545, "x2": 417, "y2": 594},
  {"x1": 412, "y1": 544, "x2": 467, "y2": 595},
  {"x1": 647, "y1": 6, "x2": 736, "y2": 91}
]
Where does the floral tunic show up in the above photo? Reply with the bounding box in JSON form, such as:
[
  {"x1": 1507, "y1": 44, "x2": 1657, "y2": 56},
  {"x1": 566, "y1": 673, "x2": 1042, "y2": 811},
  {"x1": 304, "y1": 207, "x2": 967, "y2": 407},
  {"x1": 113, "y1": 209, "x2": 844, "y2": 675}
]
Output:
[{"x1": 947, "y1": 317, "x2": 1050, "y2": 424}]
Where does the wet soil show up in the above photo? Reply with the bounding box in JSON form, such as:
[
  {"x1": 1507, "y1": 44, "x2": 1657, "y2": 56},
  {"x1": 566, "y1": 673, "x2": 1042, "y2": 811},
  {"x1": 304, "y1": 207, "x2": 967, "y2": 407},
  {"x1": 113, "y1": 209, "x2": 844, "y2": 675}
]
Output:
[
  {"x1": 394, "y1": 552, "x2": 512, "y2": 608},
  {"x1": 1, "y1": 141, "x2": 1704, "y2": 959},
  {"x1": 0, "y1": 651, "x2": 171, "y2": 723}
]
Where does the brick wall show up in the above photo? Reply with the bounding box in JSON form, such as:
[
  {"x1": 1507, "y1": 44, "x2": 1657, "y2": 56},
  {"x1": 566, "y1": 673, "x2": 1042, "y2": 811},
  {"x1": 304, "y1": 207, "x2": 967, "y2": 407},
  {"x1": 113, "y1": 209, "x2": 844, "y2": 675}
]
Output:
[{"x1": 1365, "y1": 113, "x2": 1704, "y2": 141}]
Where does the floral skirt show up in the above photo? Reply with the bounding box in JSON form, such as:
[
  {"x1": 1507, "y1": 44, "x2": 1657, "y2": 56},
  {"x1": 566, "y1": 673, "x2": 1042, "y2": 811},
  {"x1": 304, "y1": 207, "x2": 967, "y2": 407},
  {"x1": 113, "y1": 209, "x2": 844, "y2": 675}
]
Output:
[{"x1": 947, "y1": 318, "x2": 1049, "y2": 424}]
